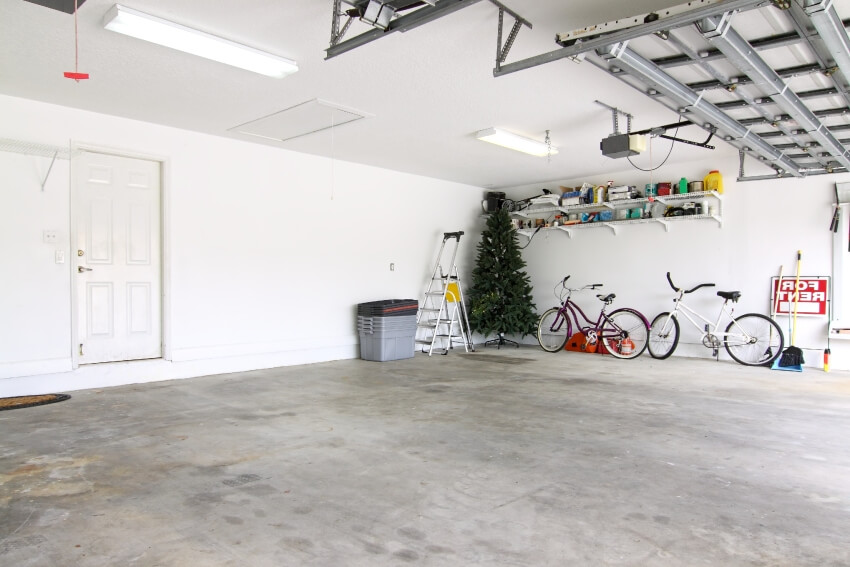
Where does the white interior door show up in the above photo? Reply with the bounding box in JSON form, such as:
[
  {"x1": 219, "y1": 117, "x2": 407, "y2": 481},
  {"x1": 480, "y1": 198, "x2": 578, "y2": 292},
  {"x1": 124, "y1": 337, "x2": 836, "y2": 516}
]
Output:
[{"x1": 73, "y1": 151, "x2": 162, "y2": 364}]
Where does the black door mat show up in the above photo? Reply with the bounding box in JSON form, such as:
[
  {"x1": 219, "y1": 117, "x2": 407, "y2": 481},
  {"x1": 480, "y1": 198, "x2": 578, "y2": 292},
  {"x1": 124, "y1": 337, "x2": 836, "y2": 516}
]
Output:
[{"x1": 0, "y1": 394, "x2": 71, "y2": 411}]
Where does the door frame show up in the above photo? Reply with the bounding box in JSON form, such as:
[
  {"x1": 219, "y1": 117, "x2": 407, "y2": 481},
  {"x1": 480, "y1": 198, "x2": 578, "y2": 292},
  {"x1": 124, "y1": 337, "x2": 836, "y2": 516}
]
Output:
[{"x1": 69, "y1": 142, "x2": 171, "y2": 369}]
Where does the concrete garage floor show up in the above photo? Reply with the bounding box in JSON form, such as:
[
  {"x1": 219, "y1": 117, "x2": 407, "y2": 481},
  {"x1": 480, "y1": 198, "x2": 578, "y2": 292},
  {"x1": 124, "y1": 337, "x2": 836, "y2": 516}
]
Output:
[{"x1": 1, "y1": 349, "x2": 849, "y2": 566}]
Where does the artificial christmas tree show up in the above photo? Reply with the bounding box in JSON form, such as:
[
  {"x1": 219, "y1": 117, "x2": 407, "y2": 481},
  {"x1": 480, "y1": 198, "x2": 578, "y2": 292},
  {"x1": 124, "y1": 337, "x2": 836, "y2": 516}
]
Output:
[{"x1": 468, "y1": 208, "x2": 538, "y2": 347}]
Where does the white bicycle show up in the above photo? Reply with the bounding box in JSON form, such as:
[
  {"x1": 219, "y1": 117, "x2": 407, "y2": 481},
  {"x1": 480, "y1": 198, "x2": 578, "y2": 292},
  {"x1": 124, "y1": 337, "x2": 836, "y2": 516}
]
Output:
[{"x1": 647, "y1": 272, "x2": 784, "y2": 366}]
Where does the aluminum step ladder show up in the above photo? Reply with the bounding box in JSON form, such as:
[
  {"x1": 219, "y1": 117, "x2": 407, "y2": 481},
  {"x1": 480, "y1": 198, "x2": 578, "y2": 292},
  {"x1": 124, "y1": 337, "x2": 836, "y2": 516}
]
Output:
[{"x1": 415, "y1": 231, "x2": 475, "y2": 355}]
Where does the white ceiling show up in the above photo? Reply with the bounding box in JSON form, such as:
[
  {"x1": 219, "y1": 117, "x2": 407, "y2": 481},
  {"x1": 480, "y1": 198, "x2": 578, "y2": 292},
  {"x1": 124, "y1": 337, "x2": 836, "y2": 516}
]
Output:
[{"x1": 0, "y1": 0, "x2": 831, "y2": 188}]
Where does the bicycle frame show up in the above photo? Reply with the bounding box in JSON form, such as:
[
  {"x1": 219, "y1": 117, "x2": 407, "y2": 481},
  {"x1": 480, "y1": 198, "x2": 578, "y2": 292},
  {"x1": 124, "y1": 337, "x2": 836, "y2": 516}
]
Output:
[
  {"x1": 551, "y1": 294, "x2": 622, "y2": 341},
  {"x1": 664, "y1": 292, "x2": 740, "y2": 344}
]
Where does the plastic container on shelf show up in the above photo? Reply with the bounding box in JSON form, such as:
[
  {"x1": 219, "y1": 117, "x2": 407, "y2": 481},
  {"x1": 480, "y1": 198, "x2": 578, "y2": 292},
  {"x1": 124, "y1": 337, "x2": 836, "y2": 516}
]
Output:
[
  {"x1": 703, "y1": 170, "x2": 724, "y2": 194},
  {"x1": 594, "y1": 186, "x2": 606, "y2": 203},
  {"x1": 678, "y1": 177, "x2": 688, "y2": 194}
]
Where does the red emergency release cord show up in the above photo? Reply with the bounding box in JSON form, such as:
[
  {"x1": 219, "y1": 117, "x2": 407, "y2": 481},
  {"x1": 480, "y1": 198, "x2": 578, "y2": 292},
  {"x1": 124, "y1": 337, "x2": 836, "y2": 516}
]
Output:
[{"x1": 64, "y1": 0, "x2": 89, "y2": 81}]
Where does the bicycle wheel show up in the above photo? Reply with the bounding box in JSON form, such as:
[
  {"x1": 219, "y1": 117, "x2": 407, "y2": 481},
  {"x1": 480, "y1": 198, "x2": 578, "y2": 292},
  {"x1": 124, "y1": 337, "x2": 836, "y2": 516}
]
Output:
[
  {"x1": 537, "y1": 308, "x2": 570, "y2": 352},
  {"x1": 601, "y1": 308, "x2": 649, "y2": 359},
  {"x1": 724, "y1": 313, "x2": 784, "y2": 366},
  {"x1": 648, "y1": 312, "x2": 679, "y2": 359}
]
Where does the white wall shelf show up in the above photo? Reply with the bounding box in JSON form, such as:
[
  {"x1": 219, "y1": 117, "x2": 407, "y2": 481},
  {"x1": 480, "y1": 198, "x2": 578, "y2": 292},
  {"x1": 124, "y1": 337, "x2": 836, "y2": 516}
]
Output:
[
  {"x1": 513, "y1": 191, "x2": 722, "y2": 237},
  {"x1": 518, "y1": 213, "x2": 722, "y2": 238}
]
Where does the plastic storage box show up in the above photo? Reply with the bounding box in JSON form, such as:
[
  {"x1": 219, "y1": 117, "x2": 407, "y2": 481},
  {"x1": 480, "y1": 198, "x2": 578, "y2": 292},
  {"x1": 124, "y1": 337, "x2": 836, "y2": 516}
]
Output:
[
  {"x1": 357, "y1": 301, "x2": 418, "y2": 361},
  {"x1": 359, "y1": 328, "x2": 416, "y2": 361},
  {"x1": 357, "y1": 299, "x2": 418, "y2": 317}
]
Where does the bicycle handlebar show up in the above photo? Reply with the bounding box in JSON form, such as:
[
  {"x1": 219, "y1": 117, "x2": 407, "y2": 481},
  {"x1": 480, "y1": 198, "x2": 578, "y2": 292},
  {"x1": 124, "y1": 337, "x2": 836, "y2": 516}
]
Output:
[
  {"x1": 561, "y1": 276, "x2": 602, "y2": 290},
  {"x1": 666, "y1": 272, "x2": 715, "y2": 294}
]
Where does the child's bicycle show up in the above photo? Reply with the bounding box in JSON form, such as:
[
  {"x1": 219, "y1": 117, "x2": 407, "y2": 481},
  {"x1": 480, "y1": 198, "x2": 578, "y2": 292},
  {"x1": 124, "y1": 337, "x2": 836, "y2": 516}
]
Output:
[
  {"x1": 647, "y1": 272, "x2": 784, "y2": 366},
  {"x1": 536, "y1": 276, "x2": 650, "y2": 359}
]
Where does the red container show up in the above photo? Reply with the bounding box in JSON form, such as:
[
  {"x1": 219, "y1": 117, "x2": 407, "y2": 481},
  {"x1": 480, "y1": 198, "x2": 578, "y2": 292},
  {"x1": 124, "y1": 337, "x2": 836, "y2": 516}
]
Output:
[{"x1": 657, "y1": 182, "x2": 672, "y2": 196}]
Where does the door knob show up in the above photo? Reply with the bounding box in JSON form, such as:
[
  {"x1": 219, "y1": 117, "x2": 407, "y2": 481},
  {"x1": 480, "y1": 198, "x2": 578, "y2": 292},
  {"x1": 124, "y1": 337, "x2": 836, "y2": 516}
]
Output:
[{"x1": 78, "y1": 266, "x2": 93, "y2": 273}]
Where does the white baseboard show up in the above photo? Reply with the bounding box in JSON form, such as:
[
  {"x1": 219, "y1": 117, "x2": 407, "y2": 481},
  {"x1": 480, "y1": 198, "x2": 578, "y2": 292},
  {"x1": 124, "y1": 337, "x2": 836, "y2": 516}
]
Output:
[
  {"x1": 170, "y1": 335, "x2": 357, "y2": 362},
  {"x1": 0, "y1": 358, "x2": 73, "y2": 380},
  {"x1": 0, "y1": 337, "x2": 359, "y2": 397}
]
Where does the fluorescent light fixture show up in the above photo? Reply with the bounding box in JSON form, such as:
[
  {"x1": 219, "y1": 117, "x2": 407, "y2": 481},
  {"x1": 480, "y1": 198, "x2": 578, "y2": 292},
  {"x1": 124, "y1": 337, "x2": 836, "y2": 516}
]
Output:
[
  {"x1": 475, "y1": 127, "x2": 558, "y2": 157},
  {"x1": 102, "y1": 4, "x2": 298, "y2": 78}
]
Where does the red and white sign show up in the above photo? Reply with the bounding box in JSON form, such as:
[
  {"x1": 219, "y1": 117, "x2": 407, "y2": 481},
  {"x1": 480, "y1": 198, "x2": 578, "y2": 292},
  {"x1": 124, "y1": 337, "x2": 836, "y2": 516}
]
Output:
[{"x1": 771, "y1": 276, "x2": 829, "y2": 317}]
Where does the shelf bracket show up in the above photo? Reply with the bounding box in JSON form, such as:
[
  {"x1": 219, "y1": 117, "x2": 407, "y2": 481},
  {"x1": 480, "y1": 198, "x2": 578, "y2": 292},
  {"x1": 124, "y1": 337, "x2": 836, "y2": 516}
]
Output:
[
  {"x1": 655, "y1": 219, "x2": 671, "y2": 232},
  {"x1": 602, "y1": 222, "x2": 620, "y2": 235},
  {"x1": 41, "y1": 150, "x2": 59, "y2": 192},
  {"x1": 555, "y1": 226, "x2": 574, "y2": 238}
]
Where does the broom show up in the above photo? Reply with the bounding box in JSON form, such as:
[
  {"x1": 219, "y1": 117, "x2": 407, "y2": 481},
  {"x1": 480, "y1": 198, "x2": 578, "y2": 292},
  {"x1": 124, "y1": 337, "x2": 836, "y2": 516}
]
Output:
[{"x1": 777, "y1": 250, "x2": 805, "y2": 368}]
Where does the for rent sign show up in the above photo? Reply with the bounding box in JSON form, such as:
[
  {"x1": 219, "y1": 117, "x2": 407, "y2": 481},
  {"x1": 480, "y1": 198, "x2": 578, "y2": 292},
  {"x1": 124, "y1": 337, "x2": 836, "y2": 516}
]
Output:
[{"x1": 771, "y1": 277, "x2": 829, "y2": 316}]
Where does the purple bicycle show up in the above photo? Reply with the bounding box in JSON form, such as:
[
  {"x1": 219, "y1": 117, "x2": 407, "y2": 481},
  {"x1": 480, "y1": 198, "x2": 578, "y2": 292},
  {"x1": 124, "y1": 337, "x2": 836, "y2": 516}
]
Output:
[{"x1": 536, "y1": 276, "x2": 650, "y2": 359}]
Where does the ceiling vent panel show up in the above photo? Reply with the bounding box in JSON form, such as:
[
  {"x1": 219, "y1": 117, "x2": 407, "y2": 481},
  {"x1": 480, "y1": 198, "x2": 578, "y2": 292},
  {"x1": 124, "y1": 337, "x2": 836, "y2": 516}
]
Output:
[{"x1": 230, "y1": 99, "x2": 371, "y2": 143}]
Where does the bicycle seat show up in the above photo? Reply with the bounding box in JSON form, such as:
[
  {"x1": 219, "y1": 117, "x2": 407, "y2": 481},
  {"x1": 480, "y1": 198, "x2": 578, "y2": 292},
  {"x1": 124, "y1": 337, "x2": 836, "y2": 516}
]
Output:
[
  {"x1": 597, "y1": 293, "x2": 616, "y2": 304},
  {"x1": 717, "y1": 291, "x2": 741, "y2": 302}
]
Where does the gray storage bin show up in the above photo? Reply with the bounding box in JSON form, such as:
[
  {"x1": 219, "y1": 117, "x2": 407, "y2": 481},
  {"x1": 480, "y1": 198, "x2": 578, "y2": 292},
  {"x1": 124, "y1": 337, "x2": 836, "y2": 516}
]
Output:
[
  {"x1": 357, "y1": 315, "x2": 417, "y2": 333},
  {"x1": 359, "y1": 328, "x2": 415, "y2": 362}
]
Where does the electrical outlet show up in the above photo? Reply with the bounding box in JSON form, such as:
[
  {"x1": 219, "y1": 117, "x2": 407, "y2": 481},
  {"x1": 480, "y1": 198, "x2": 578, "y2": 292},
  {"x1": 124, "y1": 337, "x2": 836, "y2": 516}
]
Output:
[
  {"x1": 43, "y1": 230, "x2": 58, "y2": 243},
  {"x1": 390, "y1": 262, "x2": 395, "y2": 271}
]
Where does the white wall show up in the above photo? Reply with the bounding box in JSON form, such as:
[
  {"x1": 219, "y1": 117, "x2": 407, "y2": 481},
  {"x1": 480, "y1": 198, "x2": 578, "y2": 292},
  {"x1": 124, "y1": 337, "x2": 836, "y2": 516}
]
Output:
[
  {"x1": 0, "y1": 153, "x2": 72, "y2": 376},
  {"x1": 0, "y1": 95, "x2": 483, "y2": 394},
  {"x1": 501, "y1": 149, "x2": 850, "y2": 370}
]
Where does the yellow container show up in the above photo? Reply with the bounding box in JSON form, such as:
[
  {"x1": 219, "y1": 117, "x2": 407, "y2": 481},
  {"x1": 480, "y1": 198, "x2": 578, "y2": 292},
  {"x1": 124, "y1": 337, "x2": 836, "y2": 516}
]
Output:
[
  {"x1": 703, "y1": 170, "x2": 724, "y2": 194},
  {"x1": 445, "y1": 282, "x2": 460, "y2": 303}
]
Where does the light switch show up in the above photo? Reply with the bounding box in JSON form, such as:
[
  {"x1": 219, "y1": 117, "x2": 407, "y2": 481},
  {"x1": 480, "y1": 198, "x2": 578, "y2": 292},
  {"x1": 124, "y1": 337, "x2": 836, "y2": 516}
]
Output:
[{"x1": 55, "y1": 250, "x2": 65, "y2": 264}]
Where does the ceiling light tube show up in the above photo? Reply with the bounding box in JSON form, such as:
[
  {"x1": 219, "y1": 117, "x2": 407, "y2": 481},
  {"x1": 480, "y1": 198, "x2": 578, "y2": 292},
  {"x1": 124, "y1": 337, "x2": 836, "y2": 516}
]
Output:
[
  {"x1": 475, "y1": 127, "x2": 558, "y2": 157},
  {"x1": 102, "y1": 4, "x2": 298, "y2": 78}
]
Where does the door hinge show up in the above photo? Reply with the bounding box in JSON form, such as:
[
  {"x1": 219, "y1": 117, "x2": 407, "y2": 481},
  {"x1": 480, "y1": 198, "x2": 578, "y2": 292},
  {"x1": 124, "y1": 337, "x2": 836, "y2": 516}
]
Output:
[{"x1": 79, "y1": 343, "x2": 84, "y2": 356}]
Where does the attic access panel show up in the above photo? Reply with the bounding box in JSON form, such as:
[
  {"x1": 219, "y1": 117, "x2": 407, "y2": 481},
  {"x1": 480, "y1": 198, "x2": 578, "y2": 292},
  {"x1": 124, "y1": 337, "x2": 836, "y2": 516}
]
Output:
[
  {"x1": 230, "y1": 99, "x2": 371, "y2": 143},
  {"x1": 23, "y1": 0, "x2": 86, "y2": 14},
  {"x1": 497, "y1": 0, "x2": 850, "y2": 181}
]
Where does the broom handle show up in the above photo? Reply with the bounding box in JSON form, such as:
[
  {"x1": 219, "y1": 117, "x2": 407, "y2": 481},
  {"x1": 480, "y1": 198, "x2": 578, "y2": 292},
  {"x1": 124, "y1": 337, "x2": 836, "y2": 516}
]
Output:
[
  {"x1": 772, "y1": 265, "x2": 783, "y2": 318},
  {"x1": 792, "y1": 250, "x2": 801, "y2": 346},
  {"x1": 771, "y1": 266, "x2": 783, "y2": 345}
]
